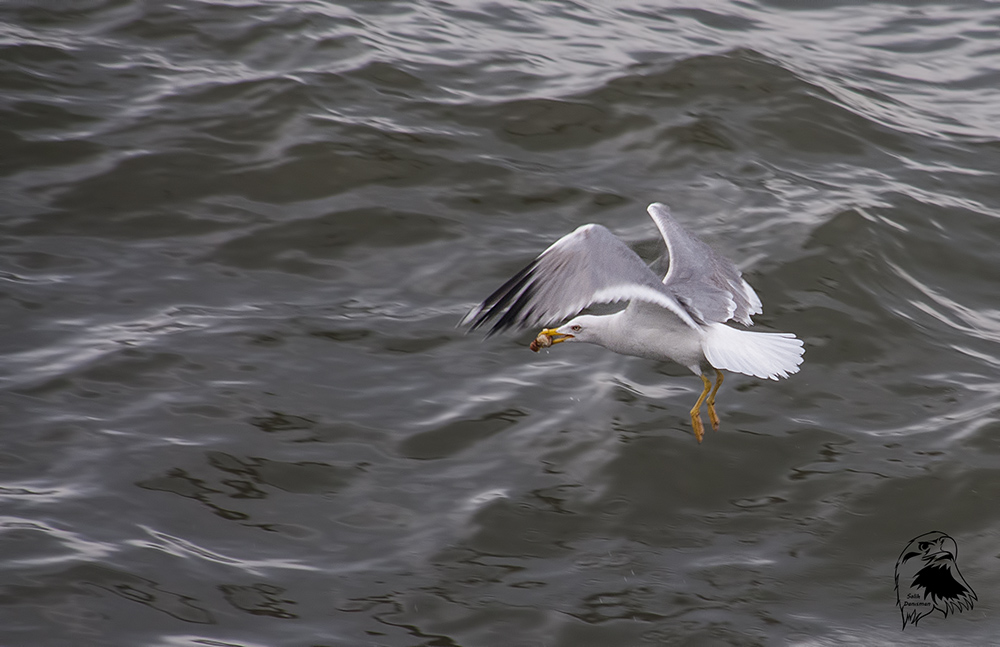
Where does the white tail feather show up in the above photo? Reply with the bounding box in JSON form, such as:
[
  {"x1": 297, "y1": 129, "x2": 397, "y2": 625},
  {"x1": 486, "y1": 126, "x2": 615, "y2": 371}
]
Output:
[{"x1": 702, "y1": 322, "x2": 804, "y2": 380}]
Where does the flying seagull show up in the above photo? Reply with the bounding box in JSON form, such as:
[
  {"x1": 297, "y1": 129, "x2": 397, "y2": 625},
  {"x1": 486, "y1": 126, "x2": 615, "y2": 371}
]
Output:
[{"x1": 462, "y1": 202, "x2": 804, "y2": 441}]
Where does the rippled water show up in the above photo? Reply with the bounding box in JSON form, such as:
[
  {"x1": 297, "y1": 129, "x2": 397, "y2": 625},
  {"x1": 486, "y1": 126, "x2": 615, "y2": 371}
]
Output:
[{"x1": 4, "y1": 1, "x2": 1000, "y2": 645}]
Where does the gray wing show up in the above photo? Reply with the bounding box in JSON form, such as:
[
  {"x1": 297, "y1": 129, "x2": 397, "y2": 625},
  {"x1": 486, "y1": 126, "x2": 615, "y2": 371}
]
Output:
[
  {"x1": 462, "y1": 223, "x2": 699, "y2": 335},
  {"x1": 647, "y1": 202, "x2": 762, "y2": 325}
]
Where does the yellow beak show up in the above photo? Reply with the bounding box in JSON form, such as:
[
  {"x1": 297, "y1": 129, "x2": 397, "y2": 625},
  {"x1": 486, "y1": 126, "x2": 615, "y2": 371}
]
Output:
[{"x1": 541, "y1": 328, "x2": 573, "y2": 343}]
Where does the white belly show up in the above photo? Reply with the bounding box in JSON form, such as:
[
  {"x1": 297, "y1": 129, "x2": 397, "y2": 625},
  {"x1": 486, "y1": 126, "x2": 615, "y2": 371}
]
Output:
[{"x1": 601, "y1": 306, "x2": 705, "y2": 372}]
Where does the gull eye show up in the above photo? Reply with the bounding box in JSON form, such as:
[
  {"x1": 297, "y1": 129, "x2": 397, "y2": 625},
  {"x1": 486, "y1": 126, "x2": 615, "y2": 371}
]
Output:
[{"x1": 571, "y1": 325, "x2": 582, "y2": 332}]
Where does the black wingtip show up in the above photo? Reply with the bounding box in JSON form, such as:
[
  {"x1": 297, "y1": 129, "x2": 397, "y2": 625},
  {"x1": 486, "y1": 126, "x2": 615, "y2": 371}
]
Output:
[
  {"x1": 489, "y1": 280, "x2": 538, "y2": 335},
  {"x1": 465, "y1": 259, "x2": 538, "y2": 334}
]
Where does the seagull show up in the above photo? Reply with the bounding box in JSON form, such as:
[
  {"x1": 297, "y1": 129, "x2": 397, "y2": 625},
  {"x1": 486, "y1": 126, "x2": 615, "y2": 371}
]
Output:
[{"x1": 462, "y1": 202, "x2": 804, "y2": 442}]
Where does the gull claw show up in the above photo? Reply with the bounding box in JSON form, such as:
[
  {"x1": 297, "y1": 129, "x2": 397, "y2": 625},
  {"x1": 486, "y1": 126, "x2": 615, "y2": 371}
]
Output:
[
  {"x1": 690, "y1": 413, "x2": 705, "y2": 443},
  {"x1": 708, "y1": 404, "x2": 720, "y2": 431}
]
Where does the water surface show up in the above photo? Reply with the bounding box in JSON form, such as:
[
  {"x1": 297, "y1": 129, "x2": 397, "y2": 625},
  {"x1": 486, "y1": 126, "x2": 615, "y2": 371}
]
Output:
[{"x1": 3, "y1": 1, "x2": 1000, "y2": 645}]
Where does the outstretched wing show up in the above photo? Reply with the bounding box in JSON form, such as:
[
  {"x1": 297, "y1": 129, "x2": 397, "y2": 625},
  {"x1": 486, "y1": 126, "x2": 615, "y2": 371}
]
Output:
[
  {"x1": 462, "y1": 223, "x2": 699, "y2": 335},
  {"x1": 647, "y1": 202, "x2": 762, "y2": 326}
]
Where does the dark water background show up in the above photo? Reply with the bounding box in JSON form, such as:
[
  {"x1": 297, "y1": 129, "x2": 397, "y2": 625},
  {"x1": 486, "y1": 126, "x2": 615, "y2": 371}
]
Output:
[{"x1": 4, "y1": 1, "x2": 1000, "y2": 645}]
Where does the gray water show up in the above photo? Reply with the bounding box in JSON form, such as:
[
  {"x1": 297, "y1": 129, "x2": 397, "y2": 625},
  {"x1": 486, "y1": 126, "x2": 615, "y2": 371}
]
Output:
[{"x1": 3, "y1": 1, "x2": 1000, "y2": 645}]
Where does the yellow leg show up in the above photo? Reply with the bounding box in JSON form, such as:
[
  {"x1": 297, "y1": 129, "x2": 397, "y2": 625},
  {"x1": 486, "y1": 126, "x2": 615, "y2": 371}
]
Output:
[
  {"x1": 707, "y1": 369, "x2": 724, "y2": 431},
  {"x1": 689, "y1": 374, "x2": 712, "y2": 443}
]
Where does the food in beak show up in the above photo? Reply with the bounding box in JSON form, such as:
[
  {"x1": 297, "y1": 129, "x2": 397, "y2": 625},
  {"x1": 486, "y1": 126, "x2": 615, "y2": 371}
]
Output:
[
  {"x1": 529, "y1": 332, "x2": 554, "y2": 352},
  {"x1": 530, "y1": 329, "x2": 574, "y2": 351}
]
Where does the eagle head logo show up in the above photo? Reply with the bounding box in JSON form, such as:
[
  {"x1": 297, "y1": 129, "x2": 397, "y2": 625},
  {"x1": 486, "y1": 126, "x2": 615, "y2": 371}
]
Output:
[{"x1": 895, "y1": 531, "x2": 976, "y2": 629}]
